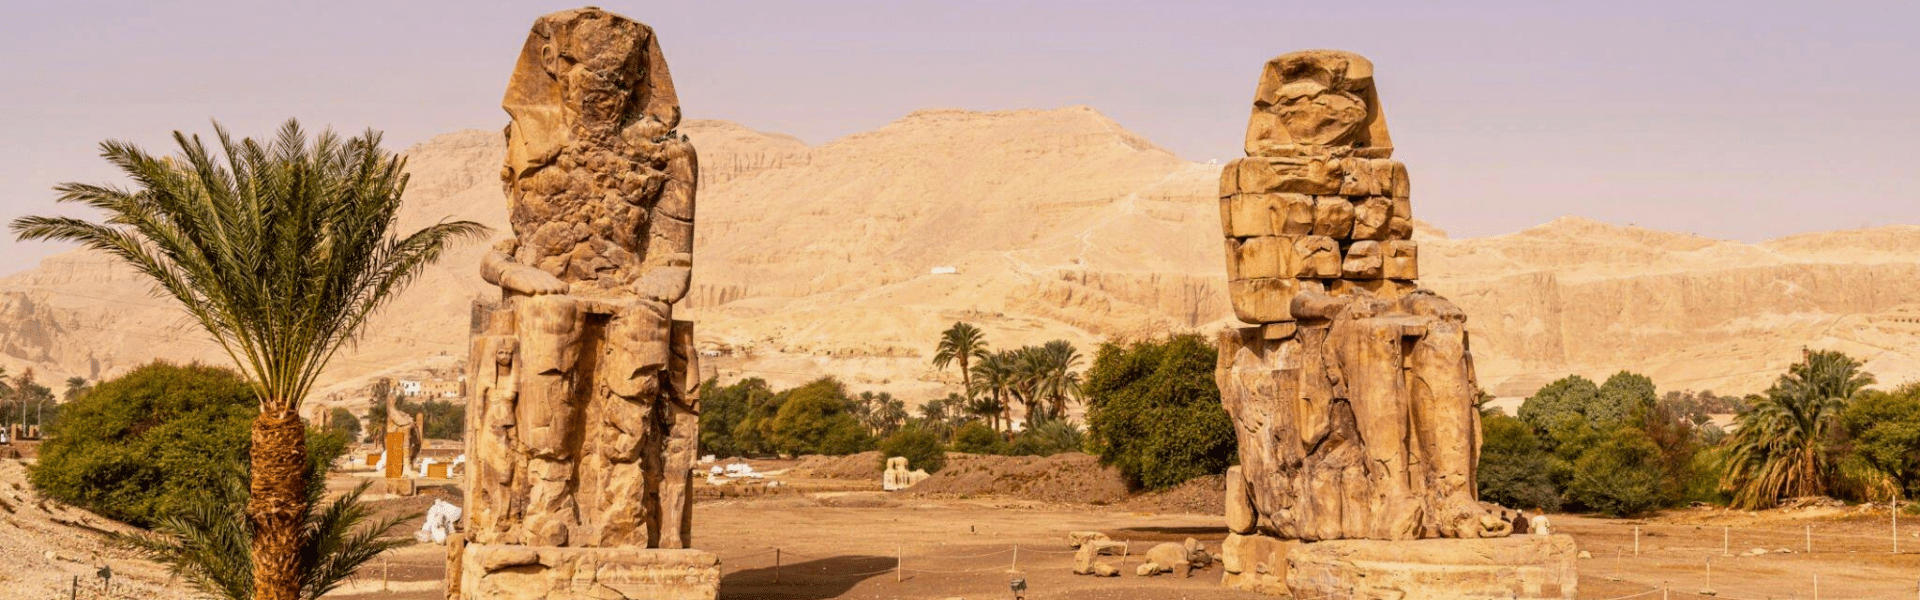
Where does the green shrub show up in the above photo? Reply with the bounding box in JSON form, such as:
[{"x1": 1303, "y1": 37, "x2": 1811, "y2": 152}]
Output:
[
  {"x1": 29, "y1": 362, "x2": 346, "y2": 527},
  {"x1": 1568, "y1": 426, "x2": 1667, "y2": 516},
  {"x1": 1083, "y1": 334, "x2": 1236, "y2": 490},
  {"x1": 769, "y1": 378, "x2": 871, "y2": 456},
  {"x1": 878, "y1": 426, "x2": 946, "y2": 473},
  {"x1": 1838, "y1": 383, "x2": 1920, "y2": 500},
  {"x1": 326, "y1": 407, "x2": 362, "y2": 442},
  {"x1": 1008, "y1": 419, "x2": 1085, "y2": 456},
  {"x1": 1477, "y1": 413, "x2": 1561, "y2": 511},
  {"x1": 950, "y1": 421, "x2": 1007, "y2": 455}
]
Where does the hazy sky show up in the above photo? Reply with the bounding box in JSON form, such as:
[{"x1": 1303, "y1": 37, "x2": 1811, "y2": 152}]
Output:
[{"x1": 3, "y1": 1, "x2": 1915, "y2": 275}]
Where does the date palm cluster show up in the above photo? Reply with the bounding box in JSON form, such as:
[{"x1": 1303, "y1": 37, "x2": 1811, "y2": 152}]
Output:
[{"x1": 931, "y1": 322, "x2": 1084, "y2": 431}]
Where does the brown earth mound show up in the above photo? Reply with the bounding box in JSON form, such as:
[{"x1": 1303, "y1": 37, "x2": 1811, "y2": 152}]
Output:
[
  {"x1": 787, "y1": 451, "x2": 885, "y2": 480},
  {"x1": 907, "y1": 452, "x2": 1134, "y2": 505},
  {"x1": 1117, "y1": 473, "x2": 1227, "y2": 515}
]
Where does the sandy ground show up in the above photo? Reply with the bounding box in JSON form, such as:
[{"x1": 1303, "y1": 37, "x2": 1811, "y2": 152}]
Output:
[{"x1": 9, "y1": 456, "x2": 1920, "y2": 600}]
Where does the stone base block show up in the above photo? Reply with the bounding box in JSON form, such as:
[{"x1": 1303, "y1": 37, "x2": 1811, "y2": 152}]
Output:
[
  {"x1": 1220, "y1": 533, "x2": 1296, "y2": 595},
  {"x1": 1286, "y1": 535, "x2": 1577, "y2": 600},
  {"x1": 461, "y1": 544, "x2": 720, "y2": 600}
]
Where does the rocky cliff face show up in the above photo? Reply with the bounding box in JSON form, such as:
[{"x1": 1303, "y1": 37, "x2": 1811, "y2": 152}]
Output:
[{"x1": 3, "y1": 109, "x2": 1916, "y2": 401}]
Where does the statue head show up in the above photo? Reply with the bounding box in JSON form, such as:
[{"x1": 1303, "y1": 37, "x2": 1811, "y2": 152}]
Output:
[
  {"x1": 494, "y1": 338, "x2": 519, "y2": 368},
  {"x1": 502, "y1": 7, "x2": 681, "y2": 180},
  {"x1": 1245, "y1": 50, "x2": 1392, "y2": 158}
]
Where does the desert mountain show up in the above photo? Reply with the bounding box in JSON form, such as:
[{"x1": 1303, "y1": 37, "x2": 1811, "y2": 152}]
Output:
[{"x1": 3, "y1": 107, "x2": 1917, "y2": 408}]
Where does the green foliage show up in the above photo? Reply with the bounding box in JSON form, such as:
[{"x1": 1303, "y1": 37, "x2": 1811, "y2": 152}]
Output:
[
  {"x1": 1660, "y1": 390, "x2": 1747, "y2": 425},
  {"x1": 115, "y1": 452, "x2": 412, "y2": 600},
  {"x1": 1725, "y1": 351, "x2": 1874, "y2": 508},
  {"x1": 699, "y1": 378, "x2": 777, "y2": 457},
  {"x1": 30, "y1": 362, "x2": 348, "y2": 528},
  {"x1": 31, "y1": 363, "x2": 256, "y2": 527},
  {"x1": 971, "y1": 340, "x2": 1085, "y2": 426},
  {"x1": 1476, "y1": 413, "x2": 1560, "y2": 511},
  {"x1": 1008, "y1": 419, "x2": 1085, "y2": 457},
  {"x1": 1568, "y1": 426, "x2": 1668, "y2": 517},
  {"x1": 364, "y1": 397, "x2": 464, "y2": 441},
  {"x1": 1837, "y1": 383, "x2": 1920, "y2": 500},
  {"x1": 1496, "y1": 370, "x2": 1726, "y2": 514},
  {"x1": 857, "y1": 390, "x2": 907, "y2": 437},
  {"x1": 878, "y1": 425, "x2": 947, "y2": 474},
  {"x1": 768, "y1": 378, "x2": 873, "y2": 456},
  {"x1": 1596, "y1": 371, "x2": 1659, "y2": 424},
  {"x1": 950, "y1": 421, "x2": 1008, "y2": 455},
  {"x1": 326, "y1": 407, "x2": 362, "y2": 442},
  {"x1": 1083, "y1": 334, "x2": 1236, "y2": 490},
  {"x1": 1517, "y1": 375, "x2": 1601, "y2": 435}
]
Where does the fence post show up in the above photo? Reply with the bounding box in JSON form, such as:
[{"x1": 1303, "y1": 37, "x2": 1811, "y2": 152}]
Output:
[
  {"x1": 1011, "y1": 546, "x2": 1019, "y2": 573},
  {"x1": 70, "y1": 576, "x2": 77, "y2": 600},
  {"x1": 1663, "y1": 581, "x2": 1670, "y2": 600},
  {"x1": 1895, "y1": 502, "x2": 1901, "y2": 554},
  {"x1": 896, "y1": 545, "x2": 903, "y2": 583},
  {"x1": 1705, "y1": 557, "x2": 1712, "y2": 594},
  {"x1": 774, "y1": 548, "x2": 781, "y2": 583},
  {"x1": 383, "y1": 558, "x2": 391, "y2": 592},
  {"x1": 1723, "y1": 525, "x2": 1731, "y2": 556},
  {"x1": 1634, "y1": 526, "x2": 1640, "y2": 556},
  {"x1": 1815, "y1": 573, "x2": 1821, "y2": 600},
  {"x1": 1806, "y1": 523, "x2": 1812, "y2": 554}
]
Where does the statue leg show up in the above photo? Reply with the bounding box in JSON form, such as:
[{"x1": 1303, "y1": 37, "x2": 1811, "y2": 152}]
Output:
[
  {"x1": 658, "y1": 319, "x2": 700, "y2": 548},
  {"x1": 1331, "y1": 316, "x2": 1420, "y2": 540},
  {"x1": 595, "y1": 300, "x2": 672, "y2": 547},
  {"x1": 1410, "y1": 321, "x2": 1512, "y2": 538},
  {"x1": 514, "y1": 296, "x2": 585, "y2": 546}
]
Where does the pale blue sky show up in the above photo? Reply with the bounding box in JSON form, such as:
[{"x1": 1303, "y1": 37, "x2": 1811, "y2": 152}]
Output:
[{"x1": 3, "y1": 1, "x2": 1915, "y2": 274}]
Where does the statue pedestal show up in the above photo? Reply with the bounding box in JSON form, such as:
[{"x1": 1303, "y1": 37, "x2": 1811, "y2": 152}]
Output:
[
  {"x1": 460, "y1": 544, "x2": 720, "y2": 600},
  {"x1": 1283, "y1": 535, "x2": 1578, "y2": 600}
]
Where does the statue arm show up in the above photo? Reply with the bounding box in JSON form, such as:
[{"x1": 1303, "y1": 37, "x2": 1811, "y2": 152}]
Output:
[
  {"x1": 635, "y1": 135, "x2": 697, "y2": 304},
  {"x1": 481, "y1": 239, "x2": 568, "y2": 296}
]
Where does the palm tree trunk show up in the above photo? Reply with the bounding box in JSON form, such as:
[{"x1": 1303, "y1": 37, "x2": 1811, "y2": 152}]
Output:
[{"x1": 249, "y1": 411, "x2": 308, "y2": 600}]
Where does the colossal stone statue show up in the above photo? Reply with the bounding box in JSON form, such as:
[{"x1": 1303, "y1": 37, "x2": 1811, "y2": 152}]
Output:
[
  {"x1": 453, "y1": 8, "x2": 716, "y2": 600},
  {"x1": 1216, "y1": 50, "x2": 1575, "y2": 600}
]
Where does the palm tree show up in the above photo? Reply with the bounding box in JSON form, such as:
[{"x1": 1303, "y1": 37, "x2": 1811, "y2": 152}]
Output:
[
  {"x1": 1723, "y1": 350, "x2": 1876, "y2": 509},
  {"x1": 1035, "y1": 340, "x2": 1084, "y2": 421},
  {"x1": 64, "y1": 376, "x2": 89, "y2": 401},
  {"x1": 970, "y1": 351, "x2": 1016, "y2": 431},
  {"x1": 932, "y1": 322, "x2": 989, "y2": 398},
  {"x1": 12, "y1": 120, "x2": 484, "y2": 600},
  {"x1": 116, "y1": 458, "x2": 414, "y2": 600}
]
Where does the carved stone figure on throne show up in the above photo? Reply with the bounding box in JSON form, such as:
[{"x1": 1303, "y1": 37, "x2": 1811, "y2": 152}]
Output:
[
  {"x1": 1214, "y1": 50, "x2": 1511, "y2": 543},
  {"x1": 453, "y1": 8, "x2": 716, "y2": 600}
]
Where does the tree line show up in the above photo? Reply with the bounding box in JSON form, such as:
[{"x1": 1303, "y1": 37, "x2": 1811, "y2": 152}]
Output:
[{"x1": 1481, "y1": 350, "x2": 1920, "y2": 516}]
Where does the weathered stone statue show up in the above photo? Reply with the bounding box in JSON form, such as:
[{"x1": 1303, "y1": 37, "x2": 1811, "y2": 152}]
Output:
[
  {"x1": 381, "y1": 385, "x2": 423, "y2": 479},
  {"x1": 454, "y1": 8, "x2": 717, "y2": 600},
  {"x1": 1214, "y1": 51, "x2": 1575, "y2": 599}
]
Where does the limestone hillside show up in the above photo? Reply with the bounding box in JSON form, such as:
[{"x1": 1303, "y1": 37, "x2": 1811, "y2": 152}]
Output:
[{"x1": 3, "y1": 108, "x2": 1916, "y2": 403}]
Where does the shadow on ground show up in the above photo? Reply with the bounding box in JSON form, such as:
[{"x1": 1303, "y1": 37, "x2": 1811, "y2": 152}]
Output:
[
  {"x1": 720, "y1": 554, "x2": 895, "y2": 600},
  {"x1": 1111, "y1": 525, "x2": 1223, "y2": 537}
]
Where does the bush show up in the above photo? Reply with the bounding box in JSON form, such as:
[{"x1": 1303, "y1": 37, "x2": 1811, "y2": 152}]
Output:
[
  {"x1": 878, "y1": 426, "x2": 947, "y2": 473},
  {"x1": 700, "y1": 378, "x2": 779, "y2": 457},
  {"x1": 1837, "y1": 383, "x2": 1920, "y2": 500},
  {"x1": 950, "y1": 421, "x2": 1007, "y2": 455},
  {"x1": 1477, "y1": 413, "x2": 1561, "y2": 511},
  {"x1": 1083, "y1": 334, "x2": 1236, "y2": 490},
  {"x1": 29, "y1": 362, "x2": 346, "y2": 528},
  {"x1": 769, "y1": 378, "x2": 872, "y2": 456},
  {"x1": 1568, "y1": 426, "x2": 1667, "y2": 516},
  {"x1": 327, "y1": 407, "x2": 362, "y2": 442},
  {"x1": 1008, "y1": 420, "x2": 1085, "y2": 457}
]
